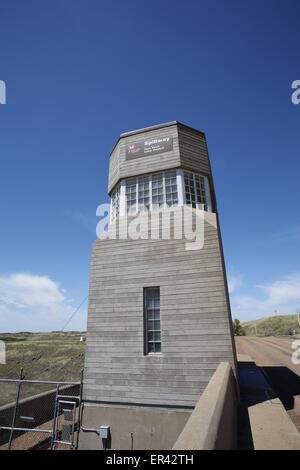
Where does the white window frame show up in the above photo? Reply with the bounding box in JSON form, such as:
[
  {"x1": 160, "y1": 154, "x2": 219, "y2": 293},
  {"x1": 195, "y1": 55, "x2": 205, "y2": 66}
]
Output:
[
  {"x1": 138, "y1": 174, "x2": 151, "y2": 213},
  {"x1": 110, "y1": 182, "x2": 121, "y2": 223},
  {"x1": 176, "y1": 169, "x2": 185, "y2": 206},
  {"x1": 119, "y1": 180, "x2": 126, "y2": 216},
  {"x1": 183, "y1": 170, "x2": 212, "y2": 212},
  {"x1": 110, "y1": 169, "x2": 212, "y2": 219},
  {"x1": 125, "y1": 170, "x2": 179, "y2": 215}
]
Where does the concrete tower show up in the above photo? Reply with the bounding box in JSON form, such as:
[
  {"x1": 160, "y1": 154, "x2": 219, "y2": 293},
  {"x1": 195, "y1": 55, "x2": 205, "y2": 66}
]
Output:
[{"x1": 80, "y1": 121, "x2": 236, "y2": 449}]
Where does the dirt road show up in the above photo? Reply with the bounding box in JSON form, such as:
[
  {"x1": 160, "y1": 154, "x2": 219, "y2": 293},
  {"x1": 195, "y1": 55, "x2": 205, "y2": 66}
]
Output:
[{"x1": 236, "y1": 336, "x2": 300, "y2": 431}]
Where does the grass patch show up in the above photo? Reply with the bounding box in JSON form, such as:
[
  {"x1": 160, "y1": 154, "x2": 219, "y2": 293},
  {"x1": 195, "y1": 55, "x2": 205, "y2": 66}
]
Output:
[
  {"x1": 242, "y1": 314, "x2": 300, "y2": 337},
  {"x1": 0, "y1": 332, "x2": 86, "y2": 406}
]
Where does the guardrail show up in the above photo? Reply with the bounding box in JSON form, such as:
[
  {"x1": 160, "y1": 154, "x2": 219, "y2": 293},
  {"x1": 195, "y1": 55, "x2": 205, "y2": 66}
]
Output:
[
  {"x1": 172, "y1": 362, "x2": 238, "y2": 450},
  {"x1": 0, "y1": 371, "x2": 83, "y2": 450}
]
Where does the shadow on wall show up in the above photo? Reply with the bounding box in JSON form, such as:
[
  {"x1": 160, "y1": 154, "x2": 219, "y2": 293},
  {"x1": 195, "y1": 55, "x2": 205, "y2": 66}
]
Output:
[
  {"x1": 237, "y1": 361, "x2": 300, "y2": 449},
  {"x1": 262, "y1": 366, "x2": 300, "y2": 412},
  {"x1": 238, "y1": 361, "x2": 277, "y2": 407}
]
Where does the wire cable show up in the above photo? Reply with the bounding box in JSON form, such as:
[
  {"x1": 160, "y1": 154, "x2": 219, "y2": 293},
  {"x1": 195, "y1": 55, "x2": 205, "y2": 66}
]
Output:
[{"x1": 61, "y1": 295, "x2": 88, "y2": 331}]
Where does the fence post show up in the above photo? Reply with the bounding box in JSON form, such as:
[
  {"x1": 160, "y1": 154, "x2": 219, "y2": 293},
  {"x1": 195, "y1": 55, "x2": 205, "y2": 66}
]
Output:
[
  {"x1": 75, "y1": 369, "x2": 84, "y2": 449},
  {"x1": 8, "y1": 368, "x2": 24, "y2": 450},
  {"x1": 50, "y1": 384, "x2": 60, "y2": 450}
]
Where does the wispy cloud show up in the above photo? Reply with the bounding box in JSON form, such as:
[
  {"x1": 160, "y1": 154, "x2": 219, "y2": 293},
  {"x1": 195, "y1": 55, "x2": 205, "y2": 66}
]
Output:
[
  {"x1": 230, "y1": 273, "x2": 300, "y2": 321},
  {"x1": 228, "y1": 273, "x2": 243, "y2": 294},
  {"x1": 0, "y1": 273, "x2": 87, "y2": 332},
  {"x1": 270, "y1": 226, "x2": 300, "y2": 244}
]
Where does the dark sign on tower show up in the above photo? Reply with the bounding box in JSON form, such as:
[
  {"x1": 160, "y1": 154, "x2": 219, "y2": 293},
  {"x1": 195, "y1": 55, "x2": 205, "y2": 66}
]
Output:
[{"x1": 126, "y1": 136, "x2": 173, "y2": 160}]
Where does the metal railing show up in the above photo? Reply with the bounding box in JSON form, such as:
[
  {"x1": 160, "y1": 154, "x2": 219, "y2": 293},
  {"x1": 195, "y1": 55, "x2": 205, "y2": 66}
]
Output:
[{"x1": 0, "y1": 369, "x2": 83, "y2": 450}]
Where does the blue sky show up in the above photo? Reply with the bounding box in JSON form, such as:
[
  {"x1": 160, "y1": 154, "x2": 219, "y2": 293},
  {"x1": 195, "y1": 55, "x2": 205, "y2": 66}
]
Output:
[{"x1": 0, "y1": 0, "x2": 299, "y2": 331}]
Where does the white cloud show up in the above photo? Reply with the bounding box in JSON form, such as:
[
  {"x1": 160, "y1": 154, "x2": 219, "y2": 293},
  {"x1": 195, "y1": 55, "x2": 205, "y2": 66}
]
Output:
[
  {"x1": 228, "y1": 273, "x2": 243, "y2": 294},
  {"x1": 230, "y1": 273, "x2": 300, "y2": 321},
  {"x1": 0, "y1": 273, "x2": 87, "y2": 332}
]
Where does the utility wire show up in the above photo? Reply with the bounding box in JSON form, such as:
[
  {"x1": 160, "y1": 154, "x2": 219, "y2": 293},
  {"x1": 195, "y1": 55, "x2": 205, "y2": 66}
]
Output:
[{"x1": 61, "y1": 295, "x2": 88, "y2": 331}]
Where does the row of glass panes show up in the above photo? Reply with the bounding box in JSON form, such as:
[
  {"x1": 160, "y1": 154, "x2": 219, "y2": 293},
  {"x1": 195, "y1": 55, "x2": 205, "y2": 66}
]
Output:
[
  {"x1": 110, "y1": 170, "x2": 209, "y2": 219},
  {"x1": 126, "y1": 170, "x2": 178, "y2": 214},
  {"x1": 184, "y1": 171, "x2": 207, "y2": 210}
]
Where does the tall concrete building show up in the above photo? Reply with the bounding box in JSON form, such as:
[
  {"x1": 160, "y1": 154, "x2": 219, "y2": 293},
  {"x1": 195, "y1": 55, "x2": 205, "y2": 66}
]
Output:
[{"x1": 80, "y1": 121, "x2": 236, "y2": 449}]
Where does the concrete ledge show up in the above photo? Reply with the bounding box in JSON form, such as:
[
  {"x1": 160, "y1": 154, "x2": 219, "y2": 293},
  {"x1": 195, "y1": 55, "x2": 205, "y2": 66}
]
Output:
[
  {"x1": 238, "y1": 358, "x2": 300, "y2": 450},
  {"x1": 248, "y1": 399, "x2": 300, "y2": 450},
  {"x1": 173, "y1": 362, "x2": 238, "y2": 450}
]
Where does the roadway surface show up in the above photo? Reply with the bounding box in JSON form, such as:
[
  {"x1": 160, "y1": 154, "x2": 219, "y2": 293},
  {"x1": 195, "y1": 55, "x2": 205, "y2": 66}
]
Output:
[{"x1": 236, "y1": 336, "x2": 300, "y2": 432}]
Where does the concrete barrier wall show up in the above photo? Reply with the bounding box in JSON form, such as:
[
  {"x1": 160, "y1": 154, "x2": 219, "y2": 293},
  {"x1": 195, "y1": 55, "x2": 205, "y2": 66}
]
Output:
[
  {"x1": 79, "y1": 403, "x2": 191, "y2": 450},
  {"x1": 173, "y1": 362, "x2": 238, "y2": 450},
  {"x1": 0, "y1": 384, "x2": 79, "y2": 446}
]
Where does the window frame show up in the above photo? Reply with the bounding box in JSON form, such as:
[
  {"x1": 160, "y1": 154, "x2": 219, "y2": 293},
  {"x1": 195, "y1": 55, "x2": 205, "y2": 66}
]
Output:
[
  {"x1": 143, "y1": 286, "x2": 161, "y2": 355},
  {"x1": 137, "y1": 175, "x2": 150, "y2": 212},
  {"x1": 126, "y1": 170, "x2": 179, "y2": 214},
  {"x1": 125, "y1": 177, "x2": 137, "y2": 215},
  {"x1": 110, "y1": 183, "x2": 121, "y2": 222},
  {"x1": 183, "y1": 170, "x2": 209, "y2": 211},
  {"x1": 110, "y1": 169, "x2": 212, "y2": 219}
]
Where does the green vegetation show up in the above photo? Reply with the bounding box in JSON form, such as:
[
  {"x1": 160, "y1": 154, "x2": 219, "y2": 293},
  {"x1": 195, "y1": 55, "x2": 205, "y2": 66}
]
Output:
[
  {"x1": 233, "y1": 318, "x2": 246, "y2": 336},
  {"x1": 0, "y1": 332, "x2": 86, "y2": 406},
  {"x1": 242, "y1": 314, "x2": 300, "y2": 337}
]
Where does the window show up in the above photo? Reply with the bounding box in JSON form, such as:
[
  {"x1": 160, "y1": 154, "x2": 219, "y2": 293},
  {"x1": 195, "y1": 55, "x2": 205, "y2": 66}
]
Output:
[
  {"x1": 126, "y1": 171, "x2": 178, "y2": 213},
  {"x1": 151, "y1": 173, "x2": 164, "y2": 208},
  {"x1": 138, "y1": 176, "x2": 150, "y2": 212},
  {"x1": 184, "y1": 172, "x2": 196, "y2": 207},
  {"x1": 184, "y1": 171, "x2": 207, "y2": 210},
  {"x1": 111, "y1": 185, "x2": 120, "y2": 221},
  {"x1": 112, "y1": 170, "x2": 210, "y2": 217},
  {"x1": 165, "y1": 170, "x2": 178, "y2": 207},
  {"x1": 144, "y1": 287, "x2": 161, "y2": 354},
  {"x1": 125, "y1": 178, "x2": 137, "y2": 214}
]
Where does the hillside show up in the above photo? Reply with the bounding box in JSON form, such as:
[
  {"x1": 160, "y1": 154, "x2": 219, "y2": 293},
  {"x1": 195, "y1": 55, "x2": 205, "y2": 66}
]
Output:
[
  {"x1": 0, "y1": 332, "x2": 86, "y2": 406},
  {"x1": 242, "y1": 314, "x2": 300, "y2": 337}
]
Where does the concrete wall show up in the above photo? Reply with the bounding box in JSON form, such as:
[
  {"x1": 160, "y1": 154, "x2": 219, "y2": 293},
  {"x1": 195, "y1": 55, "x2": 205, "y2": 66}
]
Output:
[
  {"x1": 84, "y1": 209, "x2": 236, "y2": 408},
  {"x1": 79, "y1": 403, "x2": 191, "y2": 450},
  {"x1": 173, "y1": 362, "x2": 238, "y2": 450}
]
